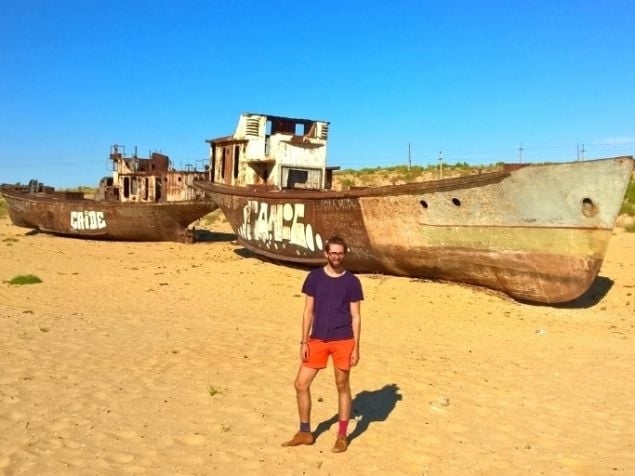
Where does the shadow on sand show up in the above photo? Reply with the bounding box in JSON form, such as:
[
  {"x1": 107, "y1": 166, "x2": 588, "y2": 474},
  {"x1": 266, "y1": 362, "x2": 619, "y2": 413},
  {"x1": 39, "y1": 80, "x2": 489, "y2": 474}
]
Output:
[
  {"x1": 231, "y1": 248, "x2": 320, "y2": 273},
  {"x1": 520, "y1": 275, "x2": 615, "y2": 309},
  {"x1": 314, "y1": 383, "x2": 402, "y2": 446},
  {"x1": 193, "y1": 230, "x2": 236, "y2": 243}
]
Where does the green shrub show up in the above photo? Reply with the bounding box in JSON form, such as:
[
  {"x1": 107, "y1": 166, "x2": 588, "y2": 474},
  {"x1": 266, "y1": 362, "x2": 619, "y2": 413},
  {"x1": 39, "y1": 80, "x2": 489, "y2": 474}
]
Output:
[
  {"x1": 624, "y1": 222, "x2": 635, "y2": 233},
  {"x1": 199, "y1": 209, "x2": 226, "y2": 226},
  {"x1": 624, "y1": 177, "x2": 635, "y2": 202},
  {"x1": 620, "y1": 201, "x2": 635, "y2": 216},
  {"x1": 7, "y1": 274, "x2": 42, "y2": 285},
  {"x1": 340, "y1": 178, "x2": 355, "y2": 190},
  {"x1": 621, "y1": 177, "x2": 635, "y2": 216}
]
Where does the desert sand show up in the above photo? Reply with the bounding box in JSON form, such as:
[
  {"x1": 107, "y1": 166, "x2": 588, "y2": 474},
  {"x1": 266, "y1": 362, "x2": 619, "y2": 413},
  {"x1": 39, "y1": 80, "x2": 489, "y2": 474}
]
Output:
[{"x1": 0, "y1": 214, "x2": 633, "y2": 475}]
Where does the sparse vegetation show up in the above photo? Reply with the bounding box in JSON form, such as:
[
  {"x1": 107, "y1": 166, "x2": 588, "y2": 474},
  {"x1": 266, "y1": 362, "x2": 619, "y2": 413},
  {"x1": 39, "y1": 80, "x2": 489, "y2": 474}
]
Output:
[
  {"x1": 208, "y1": 384, "x2": 223, "y2": 397},
  {"x1": 199, "y1": 209, "x2": 227, "y2": 227},
  {"x1": 333, "y1": 163, "x2": 501, "y2": 190},
  {"x1": 0, "y1": 196, "x2": 7, "y2": 219},
  {"x1": 61, "y1": 185, "x2": 96, "y2": 194},
  {"x1": 620, "y1": 176, "x2": 635, "y2": 216},
  {"x1": 7, "y1": 274, "x2": 42, "y2": 285},
  {"x1": 59, "y1": 186, "x2": 96, "y2": 199},
  {"x1": 624, "y1": 222, "x2": 635, "y2": 233}
]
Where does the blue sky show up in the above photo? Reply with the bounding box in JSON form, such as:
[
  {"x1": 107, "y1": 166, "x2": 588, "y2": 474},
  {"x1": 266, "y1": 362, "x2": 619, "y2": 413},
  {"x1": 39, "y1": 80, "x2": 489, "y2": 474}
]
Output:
[{"x1": 1, "y1": 0, "x2": 634, "y2": 187}]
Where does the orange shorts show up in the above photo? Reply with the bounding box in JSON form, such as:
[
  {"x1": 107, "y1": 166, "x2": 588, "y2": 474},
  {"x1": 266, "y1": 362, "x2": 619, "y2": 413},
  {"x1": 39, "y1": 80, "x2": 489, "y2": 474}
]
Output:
[{"x1": 303, "y1": 338, "x2": 355, "y2": 370}]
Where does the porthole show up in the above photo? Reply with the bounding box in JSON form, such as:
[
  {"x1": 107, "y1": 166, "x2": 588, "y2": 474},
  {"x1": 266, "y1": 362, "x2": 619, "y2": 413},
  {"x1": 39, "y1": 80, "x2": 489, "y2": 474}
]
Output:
[
  {"x1": 582, "y1": 197, "x2": 598, "y2": 217},
  {"x1": 452, "y1": 198, "x2": 461, "y2": 206},
  {"x1": 420, "y1": 200, "x2": 428, "y2": 209}
]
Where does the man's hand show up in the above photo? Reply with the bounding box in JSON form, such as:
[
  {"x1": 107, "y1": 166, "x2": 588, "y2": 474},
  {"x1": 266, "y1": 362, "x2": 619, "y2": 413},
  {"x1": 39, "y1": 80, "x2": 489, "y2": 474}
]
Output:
[
  {"x1": 350, "y1": 346, "x2": 360, "y2": 367},
  {"x1": 300, "y1": 343, "x2": 309, "y2": 362}
]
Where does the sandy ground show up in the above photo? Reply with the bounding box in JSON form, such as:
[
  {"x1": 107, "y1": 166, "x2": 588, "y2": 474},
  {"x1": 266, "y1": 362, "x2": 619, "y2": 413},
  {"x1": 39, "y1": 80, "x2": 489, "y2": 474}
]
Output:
[{"x1": 0, "y1": 216, "x2": 633, "y2": 476}]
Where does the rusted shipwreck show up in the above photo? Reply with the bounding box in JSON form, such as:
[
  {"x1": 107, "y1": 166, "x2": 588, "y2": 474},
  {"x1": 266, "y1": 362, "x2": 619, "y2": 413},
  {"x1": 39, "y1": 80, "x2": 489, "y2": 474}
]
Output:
[
  {"x1": 1, "y1": 145, "x2": 215, "y2": 242},
  {"x1": 193, "y1": 113, "x2": 634, "y2": 304}
]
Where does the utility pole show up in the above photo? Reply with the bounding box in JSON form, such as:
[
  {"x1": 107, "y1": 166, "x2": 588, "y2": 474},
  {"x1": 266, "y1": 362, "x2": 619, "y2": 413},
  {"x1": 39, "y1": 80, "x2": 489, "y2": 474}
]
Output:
[
  {"x1": 577, "y1": 143, "x2": 580, "y2": 161},
  {"x1": 408, "y1": 142, "x2": 412, "y2": 170},
  {"x1": 580, "y1": 144, "x2": 586, "y2": 161},
  {"x1": 518, "y1": 143, "x2": 523, "y2": 163},
  {"x1": 438, "y1": 151, "x2": 444, "y2": 179}
]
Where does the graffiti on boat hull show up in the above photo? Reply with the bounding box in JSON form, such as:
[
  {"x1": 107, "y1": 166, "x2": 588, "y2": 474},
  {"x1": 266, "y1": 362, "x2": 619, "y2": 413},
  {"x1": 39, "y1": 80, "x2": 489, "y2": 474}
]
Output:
[
  {"x1": 238, "y1": 200, "x2": 323, "y2": 253},
  {"x1": 70, "y1": 211, "x2": 107, "y2": 231}
]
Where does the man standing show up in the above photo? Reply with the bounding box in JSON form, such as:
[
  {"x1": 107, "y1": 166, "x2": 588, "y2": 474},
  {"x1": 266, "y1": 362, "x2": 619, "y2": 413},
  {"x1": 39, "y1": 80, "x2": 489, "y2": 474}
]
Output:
[{"x1": 281, "y1": 235, "x2": 363, "y2": 453}]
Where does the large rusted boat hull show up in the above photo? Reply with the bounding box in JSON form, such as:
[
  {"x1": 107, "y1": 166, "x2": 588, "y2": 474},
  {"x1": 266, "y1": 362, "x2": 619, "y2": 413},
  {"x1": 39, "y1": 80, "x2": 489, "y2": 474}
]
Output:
[
  {"x1": 195, "y1": 157, "x2": 634, "y2": 303},
  {"x1": 2, "y1": 191, "x2": 215, "y2": 242}
]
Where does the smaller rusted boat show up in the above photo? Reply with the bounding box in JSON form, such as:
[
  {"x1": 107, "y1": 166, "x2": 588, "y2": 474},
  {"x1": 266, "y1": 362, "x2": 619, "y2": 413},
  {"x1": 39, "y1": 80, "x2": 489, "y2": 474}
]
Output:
[
  {"x1": 1, "y1": 145, "x2": 216, "y2": 242},
  {"x1": 194, "y1": 113, "x2": 634, "y2": 304}
]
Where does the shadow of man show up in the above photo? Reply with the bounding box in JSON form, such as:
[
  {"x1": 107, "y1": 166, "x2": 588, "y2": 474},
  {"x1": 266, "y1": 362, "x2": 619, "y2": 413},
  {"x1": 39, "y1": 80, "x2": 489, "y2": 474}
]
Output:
[{"x1": 314, "y1": 384, "x2": 402, "y2": 446}]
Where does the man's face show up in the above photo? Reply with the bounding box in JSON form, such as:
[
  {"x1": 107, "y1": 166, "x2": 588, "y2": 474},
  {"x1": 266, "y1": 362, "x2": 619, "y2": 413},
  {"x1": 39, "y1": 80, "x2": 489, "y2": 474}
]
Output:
[{"x1": 325, "y1": 243, "x2": 346, "y2": 267}]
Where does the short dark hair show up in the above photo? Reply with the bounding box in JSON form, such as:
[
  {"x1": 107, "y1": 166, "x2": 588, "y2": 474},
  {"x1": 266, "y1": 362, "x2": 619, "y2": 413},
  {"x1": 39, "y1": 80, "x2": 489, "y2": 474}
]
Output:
[{"x1": 325, "y1": 235, "x2": 347, "y2": 252}]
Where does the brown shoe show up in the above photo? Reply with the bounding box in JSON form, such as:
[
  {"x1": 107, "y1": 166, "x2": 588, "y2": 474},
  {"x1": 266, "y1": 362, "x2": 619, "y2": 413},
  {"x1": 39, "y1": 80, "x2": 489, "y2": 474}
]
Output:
[
  {"x1": 281, "y1": 431, "x2": 314, "y2": 447},
  {"x1": 331, "y1": 435, "x2": 348, "y2": 453}
]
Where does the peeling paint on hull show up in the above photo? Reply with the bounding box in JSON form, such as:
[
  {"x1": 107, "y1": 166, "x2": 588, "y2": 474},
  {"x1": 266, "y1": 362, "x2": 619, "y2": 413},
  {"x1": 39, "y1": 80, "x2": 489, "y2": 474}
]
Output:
[{"x1": 195, "y1": 156, "x2": 634, "y2": 303}]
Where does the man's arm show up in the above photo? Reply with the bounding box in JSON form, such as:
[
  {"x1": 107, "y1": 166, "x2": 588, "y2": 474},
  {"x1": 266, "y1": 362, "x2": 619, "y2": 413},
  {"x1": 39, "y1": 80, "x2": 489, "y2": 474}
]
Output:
[
  {"x1": 300, "y1": 295, "x2": 314, "y2": 361},
  {"x1": 350, "y1": 300, "x2": 361, "y2": 366}
]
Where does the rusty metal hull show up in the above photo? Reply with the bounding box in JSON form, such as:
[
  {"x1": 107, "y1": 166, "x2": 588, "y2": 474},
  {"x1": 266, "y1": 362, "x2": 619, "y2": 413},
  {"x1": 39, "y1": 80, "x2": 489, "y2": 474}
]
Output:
[
  {"x1": 195, "y1": 156, "x2": 634, "y2": 303},
  {"x1": 1, "y1": 191, "x2": 215, "y2": 242}
]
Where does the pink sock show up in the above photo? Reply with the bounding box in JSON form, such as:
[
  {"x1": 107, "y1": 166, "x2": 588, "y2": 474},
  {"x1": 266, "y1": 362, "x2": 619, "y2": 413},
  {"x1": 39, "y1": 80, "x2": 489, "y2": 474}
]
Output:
[{"x1": 338, "y1": 420, "x2": 349, "y2": 436}]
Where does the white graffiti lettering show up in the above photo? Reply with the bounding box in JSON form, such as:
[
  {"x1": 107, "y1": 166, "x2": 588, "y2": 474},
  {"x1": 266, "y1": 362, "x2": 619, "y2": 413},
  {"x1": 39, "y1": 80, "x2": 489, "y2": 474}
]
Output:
[
  {"x1": 238, "y1": 200, "x2": 322, "y2": 252},
  {"x1": 70, "y1": 211, "x2": 107, "y2": 230}
]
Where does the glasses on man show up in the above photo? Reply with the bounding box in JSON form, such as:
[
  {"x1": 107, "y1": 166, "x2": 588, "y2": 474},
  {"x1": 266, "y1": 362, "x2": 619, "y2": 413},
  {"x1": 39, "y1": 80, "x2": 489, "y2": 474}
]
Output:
[{"x1": 327, "y1": 252, "x2": 345, "y2": 257}]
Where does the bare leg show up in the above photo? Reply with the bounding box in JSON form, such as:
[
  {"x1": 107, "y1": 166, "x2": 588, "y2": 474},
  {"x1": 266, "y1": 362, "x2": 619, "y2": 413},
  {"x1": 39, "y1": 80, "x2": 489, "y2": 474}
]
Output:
[
  {"x1": 295, "y1": 365, "x2": 319, "y2": 423},
  {"x1": 331, "y1": 367, "x2": 351, "y2": 452},
  {"x1": 281, "y1": 365, "x2": 320, "y2": 447},
  {"x1": 333, "y1": 367, "x2": 351, "y2": 421}
]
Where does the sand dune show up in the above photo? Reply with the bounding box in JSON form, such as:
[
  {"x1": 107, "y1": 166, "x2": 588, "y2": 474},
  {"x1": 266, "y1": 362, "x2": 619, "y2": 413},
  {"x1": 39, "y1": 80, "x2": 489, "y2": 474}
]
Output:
[{"x1": 1, "y1": 217, "x2": 634, "y2": 475}]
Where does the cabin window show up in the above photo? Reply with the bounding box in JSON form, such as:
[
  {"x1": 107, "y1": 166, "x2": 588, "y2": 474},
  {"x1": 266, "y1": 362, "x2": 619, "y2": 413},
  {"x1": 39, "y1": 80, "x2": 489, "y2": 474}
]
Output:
[
  {"x1": 288, "y1": 169, "x2": 308, "y2": 187},
  {"x1": 233, "y1": 145, "x2": 240, "y2": 179},
  {"x1": 266, "y1": 120, "x2": 272, "y2": 136},
  {"x1": 283, "y1": 167, "x2": 322, "y2": 189},
  {"x1": 221, "y1": 148, "x2": 227, "y2": 182},
  {"x1": 295, "y1": 123, "x2": 305, "y2": 136},
  {"x1": 210, "y1": 148, "x2": 216, "y2": 182},
  {"x1": 123, "y1": 177, "x2": 130, "y2": 198},
  {"x1": 144, "y1": 178, "x2": 149, "y2": 201}
]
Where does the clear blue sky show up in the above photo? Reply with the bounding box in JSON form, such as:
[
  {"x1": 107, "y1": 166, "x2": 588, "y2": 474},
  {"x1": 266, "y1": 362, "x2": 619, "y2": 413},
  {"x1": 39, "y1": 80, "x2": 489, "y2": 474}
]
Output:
[{"x1": 1, "y1": 0, "x2": 634, "y2": 187}]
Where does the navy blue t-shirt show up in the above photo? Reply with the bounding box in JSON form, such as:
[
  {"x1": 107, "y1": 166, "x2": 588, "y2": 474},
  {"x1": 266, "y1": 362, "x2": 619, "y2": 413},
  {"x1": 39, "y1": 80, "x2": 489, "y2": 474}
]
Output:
[{"x1": 302, "y1": 268, "x2": 364, "y2": 341}]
